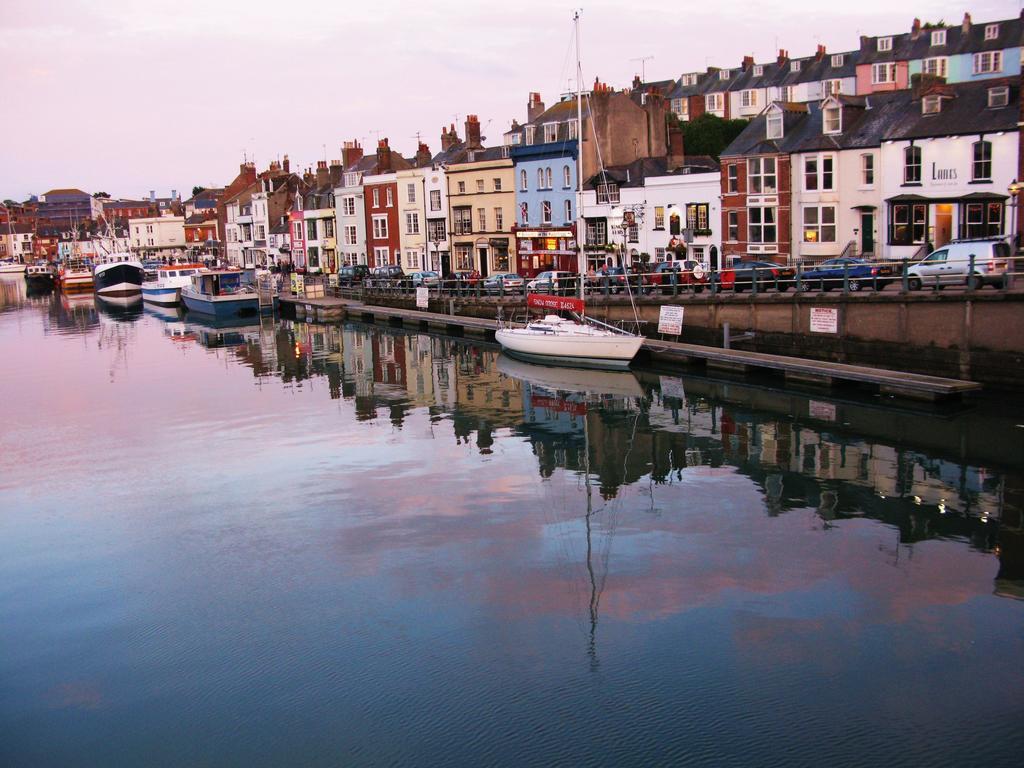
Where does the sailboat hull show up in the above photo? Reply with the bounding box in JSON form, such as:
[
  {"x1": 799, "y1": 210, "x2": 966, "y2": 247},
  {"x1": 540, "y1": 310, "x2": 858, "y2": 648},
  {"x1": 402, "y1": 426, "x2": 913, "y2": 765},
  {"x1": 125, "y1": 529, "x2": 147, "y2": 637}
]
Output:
[{"x1": 495, "y1": 327, "x2": 642, "y2": 370}]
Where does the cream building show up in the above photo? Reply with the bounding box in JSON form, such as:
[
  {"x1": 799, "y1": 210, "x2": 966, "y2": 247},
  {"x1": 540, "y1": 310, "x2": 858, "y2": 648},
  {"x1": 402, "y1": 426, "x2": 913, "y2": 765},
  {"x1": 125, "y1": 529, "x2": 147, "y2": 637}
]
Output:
[
  {"x1": 445, "y1": 148, "x2": 515, "y2": 276},
  {"x1": 129, "y1": 215, "x2": 186, "y2": 258}
]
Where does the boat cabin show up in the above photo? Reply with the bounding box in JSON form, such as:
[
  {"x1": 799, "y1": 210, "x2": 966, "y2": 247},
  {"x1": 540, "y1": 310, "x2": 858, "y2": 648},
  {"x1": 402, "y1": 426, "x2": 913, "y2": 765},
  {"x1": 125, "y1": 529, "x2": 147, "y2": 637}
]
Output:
[{"x1": 191, "y1": 269, "x2": 245, "y2": 297}]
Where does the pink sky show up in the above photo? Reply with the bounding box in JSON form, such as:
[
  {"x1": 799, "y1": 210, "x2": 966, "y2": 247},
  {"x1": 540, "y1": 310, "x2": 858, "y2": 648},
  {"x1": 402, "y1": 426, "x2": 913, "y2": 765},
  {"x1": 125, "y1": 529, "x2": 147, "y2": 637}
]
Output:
[{"x1": 0, "y1": 0, "x2": 1014, "y2": 200}]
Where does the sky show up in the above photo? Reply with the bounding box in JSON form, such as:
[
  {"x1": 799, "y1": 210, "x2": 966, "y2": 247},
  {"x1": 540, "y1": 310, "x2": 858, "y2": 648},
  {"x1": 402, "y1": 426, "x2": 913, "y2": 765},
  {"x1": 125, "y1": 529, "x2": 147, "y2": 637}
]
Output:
[{"x1": 0, "y1": 0, "x2": 1017, "y2": 201}]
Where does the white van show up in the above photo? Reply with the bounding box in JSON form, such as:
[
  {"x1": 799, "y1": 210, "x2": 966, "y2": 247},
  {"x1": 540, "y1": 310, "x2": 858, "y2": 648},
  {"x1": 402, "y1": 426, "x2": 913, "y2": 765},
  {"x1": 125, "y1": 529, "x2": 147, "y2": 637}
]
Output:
[{"x1": 907, "y1": 239, "x2": 1011, "y2": 290}]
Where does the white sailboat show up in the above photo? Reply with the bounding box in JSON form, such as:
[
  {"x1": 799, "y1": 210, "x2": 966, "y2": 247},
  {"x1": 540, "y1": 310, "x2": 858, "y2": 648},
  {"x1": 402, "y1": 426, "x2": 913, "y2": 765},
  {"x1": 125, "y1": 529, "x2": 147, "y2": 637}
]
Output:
[{"x1": 494, "y1": 11, "x2": 643, "y2": 370}]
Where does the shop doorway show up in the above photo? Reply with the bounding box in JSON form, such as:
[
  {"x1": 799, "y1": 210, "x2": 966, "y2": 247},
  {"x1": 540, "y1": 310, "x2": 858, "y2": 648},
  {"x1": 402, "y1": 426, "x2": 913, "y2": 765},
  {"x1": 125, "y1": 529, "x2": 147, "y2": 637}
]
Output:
[
  {"x1": 935, "y1": 204, "x2": 953, "y2": 248},
  {"x1": 477, "y1": 247, "x2": 489, "y2": 277}
]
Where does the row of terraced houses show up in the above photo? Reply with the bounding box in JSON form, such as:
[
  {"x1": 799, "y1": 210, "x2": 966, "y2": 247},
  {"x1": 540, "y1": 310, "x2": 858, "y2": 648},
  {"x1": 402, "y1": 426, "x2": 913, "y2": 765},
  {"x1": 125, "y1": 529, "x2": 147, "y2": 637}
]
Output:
[{"x1": 5, "y1": 11, "x2": 1022, "y2": 276}]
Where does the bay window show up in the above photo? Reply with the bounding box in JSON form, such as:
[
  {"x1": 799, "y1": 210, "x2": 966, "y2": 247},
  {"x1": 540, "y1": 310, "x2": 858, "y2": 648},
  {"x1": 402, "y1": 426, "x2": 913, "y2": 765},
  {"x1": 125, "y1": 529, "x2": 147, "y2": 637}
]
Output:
[{"x1": 889, "y1": 203, "x2": 927, "y2": 244}]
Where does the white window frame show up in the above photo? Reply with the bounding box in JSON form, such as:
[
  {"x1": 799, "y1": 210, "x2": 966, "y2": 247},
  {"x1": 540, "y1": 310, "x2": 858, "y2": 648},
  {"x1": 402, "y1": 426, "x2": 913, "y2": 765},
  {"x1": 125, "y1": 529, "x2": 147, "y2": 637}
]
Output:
[
  {"x1": 494, "y1": 207, "x2": 503, "y2": 231},
  {"x1": 747, "y1": 205, "x2": 777, "y2": 244},
  {"x1": 342, "y1": 196, "x2": 356, "y2": 216},
  {"x1": 988, "y1": 86, "x2": 1009, "y2": 108},
  {"x1": 344, "y1": 225, "x2": 357, "y2": 245},
  {"x1": 386, "y1": 188, "x2": 393, "y2": 207},
  {"x1": 563, "y1": 165, "x2": 571, "y2": 188},
  {"x1": 984, "y1": 24, "x2": 999, "y2": 40},
  {"x1": 922, "y1": 95, "x2": 942, "y2": 114},
  {"x1": 872, "y1": 63, "x2": 896, "y2": 84},
  {"x1": 930, "y1": 29, "x2": 946, "y2": 46},
  {"x1": 543, "y1": 123, "x2": 558, "y2": 143},
  {"x1": 973, "y1": 51, "x2": 1003, "y2": 74},
  {"x1": 791, "y1": 60, "x2": 801, "y2": 72},
  {"x1": 429, "y1": 189, "x2": 441, "y2": 212},
  {"x1": 802, "y1": 204, "x2": 837, "y2": 243},
  {"x1": 541, "y1": 201, "x2": 552, "y2": 225},
  {"x1": 705, "y1": 93, "x2": 724, "y2": 112},
  {"x1": 405, "y1": 212, "x2": 420, "y2": 235},
  {"x1": 741, "y1": 89, "x2": 757, "y2": 108},
  {"x1": 373, "y1": 246, "x2": 389, "y2": 266},
  {"x1": 823, "y1": 105, "x2": 841, "y2": 134},
  {"x1": 477, "y1": 207, "x2": 486, "y2": 231},
  {"x1": 766, "y1": 111, "x2": 783, "y2": 140},
  {"x1": 830, "y1": 54, "x2": 844, "y2": 67},
  {"x1": 747, "y1": 157, "x2": 777, "y2": 193},
  {"x1": 877, "y1": 37, "x2": 892, "y2": 52},
  {"x1": 372, "y1": 214, "x2": 388, "y2": 239},
  {"x1": 520, "y1": 170, "x2": 528, "y2": 191},
  {"x1": 753, "y1": 64, "x2": 764, "y2": 76},
  {"x1": 525, "y1": 126, "x2": 536, "y2": 144},
  {"x1": 406, "y1": 183, "x2": 416, "y2": 203},
  {"x1": 923, "y1": 57, "x2": 948, "y2": 77},
  {"x1": 861, "y1": 153, "x2": 874, "y2": 187},
  {"x1": 564, "y1": 200, "x2": 572, "y2": 223},
  {"x1": 719, "y1": 70, "x2": 730, "y2": 80}
]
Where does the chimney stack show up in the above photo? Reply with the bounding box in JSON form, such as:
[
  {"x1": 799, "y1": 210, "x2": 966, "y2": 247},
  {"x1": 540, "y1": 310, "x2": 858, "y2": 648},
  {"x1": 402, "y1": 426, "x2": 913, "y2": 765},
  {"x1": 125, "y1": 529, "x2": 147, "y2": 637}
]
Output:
[
  {"x1": 315, "y1": 160, "x2": 329, "y2": 187},
  {"x1": 815, "y1": 44, "x2": 826, "y2": 60},
  {"x1": 777, "y1": 49, "x2": 788, "y2": 66},
  {"x1": 742, "y1": 55, "x2": 754, "y2": 70},
  {"x1": 415, "y1": 142, "x2": 432, "y2": 167},
  {"x1": 341, "y1": 140, "x2": 363, "y2": 169},
  {"x1": 667, "y1": 124, "x2": 685, "y2": 171},
  {"x1": 465, "y1": 115, "x2": 482, "y2": 149},
  {"x1": 962, "y1": 12, "x2": 972, "y2": 33},
  {"x1": 527, "y1": 92, "x2": 545, "y2": 122},
  {"x1": 376, "y1": 138, "x2": 392, "y2": 172},
  {"x1": 911, "y1": 17, "x2": 922, "y2": 39},
  {"x1": 283, "y1": 154, "x2": 290, "y2": 173}
]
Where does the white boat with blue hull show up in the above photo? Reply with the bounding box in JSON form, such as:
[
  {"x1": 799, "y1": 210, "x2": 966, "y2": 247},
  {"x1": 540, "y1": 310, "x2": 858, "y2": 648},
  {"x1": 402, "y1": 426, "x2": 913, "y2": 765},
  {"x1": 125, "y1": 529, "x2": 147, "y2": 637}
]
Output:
[
  {"x1": 180, "y1": 269, "x2": 276, "y2": 318},
  {"x1": 142, "y1": 263, "x2": 205, "y2": 306}
]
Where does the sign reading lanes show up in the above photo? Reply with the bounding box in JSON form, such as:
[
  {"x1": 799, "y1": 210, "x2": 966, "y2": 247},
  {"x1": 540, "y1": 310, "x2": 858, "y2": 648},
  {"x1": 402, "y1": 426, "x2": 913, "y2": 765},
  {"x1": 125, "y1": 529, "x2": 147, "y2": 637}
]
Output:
[
  {"x1": 658, "y1": 305, "x2": 684, "y2": 335},
  {"x1": 809, "y1": 307, "x2": 838, "y2": 334}
]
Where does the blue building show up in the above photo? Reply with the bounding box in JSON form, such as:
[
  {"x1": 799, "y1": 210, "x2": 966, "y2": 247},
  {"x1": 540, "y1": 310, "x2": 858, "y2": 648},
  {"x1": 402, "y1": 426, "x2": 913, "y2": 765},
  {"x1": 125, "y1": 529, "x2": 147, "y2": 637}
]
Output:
[{"x1": 905, "y1": 13, "x2": 1022, "y2": 84}]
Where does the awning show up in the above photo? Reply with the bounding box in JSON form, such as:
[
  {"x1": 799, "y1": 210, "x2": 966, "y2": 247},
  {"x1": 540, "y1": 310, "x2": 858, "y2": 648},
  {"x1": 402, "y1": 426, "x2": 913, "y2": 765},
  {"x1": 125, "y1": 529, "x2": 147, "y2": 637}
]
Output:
[
  {"x1": 851, "y1": 204, "x2": 877, "y2": 211},
  {"x1": 961, "y1": 191, "x2": 1008, "y2": 200},
  {"x1": 886, "y1": 192, "x2": 1009, "y2": 204},
  {"x1": 885, "y1": 194, "x2": 930, "y2": 203}
]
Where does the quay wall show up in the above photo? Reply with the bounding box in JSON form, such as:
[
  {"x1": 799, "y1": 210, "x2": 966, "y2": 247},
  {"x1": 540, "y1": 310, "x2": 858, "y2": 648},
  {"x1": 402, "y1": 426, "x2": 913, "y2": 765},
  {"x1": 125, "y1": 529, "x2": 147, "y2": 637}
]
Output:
[{"x1": 365, "y1": 291, "x2": 1024, "y2": 390}]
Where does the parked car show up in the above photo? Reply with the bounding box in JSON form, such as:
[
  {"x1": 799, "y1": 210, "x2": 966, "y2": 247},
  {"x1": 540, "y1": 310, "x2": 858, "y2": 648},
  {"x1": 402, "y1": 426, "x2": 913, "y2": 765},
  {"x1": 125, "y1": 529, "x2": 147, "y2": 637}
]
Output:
[
  {"x1": 338, "y1": 264, "x2": 370, "y2": 287},
  {"x1": 727, "y1": 260, "x2": 796, "y2": 291},
  {"x1": 906, "y1": 239, "x2": 1011, "y2": 290},
  {"x1": 645, "y1": 260, "x2": 711, "y2": 293},
  {"x1": 407, "y1": 271, "x2": 440, "y2": 288},
  {"x1": 800, "y1": 257, "x2": 893, "y2": 292},
  {"x1": 526, "y1": 270, "x2": 578, "y2": 295},
  {"x1": 483, "y1": 272, "x2": 525, "y2": 294},
  {"x1": 368, "y1": 264, "x2": 405, "y2": 288},
  {"x1": 587, "y1": 265, "x2": 650, "y2": 294}
]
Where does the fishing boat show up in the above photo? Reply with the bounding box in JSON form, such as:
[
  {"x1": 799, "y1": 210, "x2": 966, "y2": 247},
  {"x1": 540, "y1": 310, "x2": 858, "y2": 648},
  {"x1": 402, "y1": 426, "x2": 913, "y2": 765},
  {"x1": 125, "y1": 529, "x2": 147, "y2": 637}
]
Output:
[
  {"x1": 25, "y1": 262, "x2": 56, "y2": 288},
  {"x1": 59, "y1": 256, "x2": 95, "y2": 291},
  {"x1": 180, "y1": 268, "x2": 274, "y2": 318},
  {"x1": 0, "y1": 258, "x2": 26, "y2": 274},
  {"x1": 141, "y1": 263, "x2": 206, "y2": 306},
  {"x1": 93, "y1": 252, "x2": 145, "y2": 297},
  {"x1": 496, "y1": 294, "x2": 643, "y2": 369}
]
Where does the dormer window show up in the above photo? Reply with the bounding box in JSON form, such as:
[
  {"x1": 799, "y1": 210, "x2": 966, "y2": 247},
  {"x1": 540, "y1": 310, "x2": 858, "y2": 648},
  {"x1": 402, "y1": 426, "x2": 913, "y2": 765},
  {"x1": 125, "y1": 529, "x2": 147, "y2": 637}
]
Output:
[
  {"x1": 766, "y1": 109, "x2": 783, "y2": 140},
  {"x1": 681, "y1": 73, "x2": 697, "y2": 86},
  {"x1": 831, "y1": 54, "x2": 844, "y2": 67},
  {"x1": 719, "y1": 70, "x2": 731, "y2": 80},
  {"x1": 922, "y1": 95, "x2": 942, "y2": 114},
  {"x1": 567, "y1": 120, "x2": 578, "y2": 139},
  {"x1": 823, "y1": 104, "x2": 841, "y2": 134},
  {"x1": 525, "y1": 125, "x2": 536, "y2": 145},
  {"x1": 988, "y1": 86, "x2": 1009, "y2": 108},
  {"x1": 930, "y1": 29, "x2": 946, "y2": 46},
  {"x1": 543, "y1": 123, "x2": 558, "y2": 143},
  {"x1": 984, "y1": 24, "x2": 999, "y2": 40},
  {"x1": 877, "y1": 37, "x2": 892, "y2": 52},
  {"x1": 753, "y1": 64, "x2": 764, "y2": 76},
  {"x1": 791, "y1": 60, "x2": 802, "y2": 72}
]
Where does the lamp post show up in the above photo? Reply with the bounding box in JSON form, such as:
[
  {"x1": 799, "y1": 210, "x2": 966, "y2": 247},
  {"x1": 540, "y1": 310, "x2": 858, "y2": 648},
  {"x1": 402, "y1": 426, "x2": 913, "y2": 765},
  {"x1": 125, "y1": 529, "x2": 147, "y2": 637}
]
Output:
[{"x1": 1008, "y1": 179, "x2": 1022, "y2": 251}]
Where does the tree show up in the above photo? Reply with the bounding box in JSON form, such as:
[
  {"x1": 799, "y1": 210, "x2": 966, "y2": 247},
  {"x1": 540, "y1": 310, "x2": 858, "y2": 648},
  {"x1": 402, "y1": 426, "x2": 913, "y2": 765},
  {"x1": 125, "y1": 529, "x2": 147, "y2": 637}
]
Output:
[
  {"x1": 673, "y1": 113, "x2": 750, "y2": 161},
  {"x1": 92, "y1": 191, "x2": 110, "y2": 198},
  {"x1": 192, "y1": 186, "x2": 207, "y2": 197}
]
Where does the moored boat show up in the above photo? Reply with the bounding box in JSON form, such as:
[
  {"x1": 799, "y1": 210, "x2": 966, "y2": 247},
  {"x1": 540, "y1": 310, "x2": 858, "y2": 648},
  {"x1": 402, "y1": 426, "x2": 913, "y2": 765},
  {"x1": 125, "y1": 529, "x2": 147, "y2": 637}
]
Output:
[
  {"x1": 94, "y1": 252, "x2": 145, "y2": 297},
  {"x1": 25, "y1": 262, "x2": 56, "y2": 287},
  {"x1": 0, "y1": 258, "x2": 26, "y2": 274},
  {"x1": 142, "y1": 263, "x2": 206, "y2": 306},
  {"x1": 59, "y1": 257, "x2": 95, "y2": 291},
  {"x1": 495, "y1": 294, "x2": 643, "y2": 370},
  {"x1": 180, "y1": 268, "x2": 275, "y2": 318}
]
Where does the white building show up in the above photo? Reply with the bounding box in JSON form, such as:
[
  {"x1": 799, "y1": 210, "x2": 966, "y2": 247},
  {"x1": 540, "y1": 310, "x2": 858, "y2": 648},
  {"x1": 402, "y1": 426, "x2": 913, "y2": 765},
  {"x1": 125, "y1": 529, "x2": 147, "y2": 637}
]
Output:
[{"x1": 129, "y1": 215, "x2": 186, "y2": 259}]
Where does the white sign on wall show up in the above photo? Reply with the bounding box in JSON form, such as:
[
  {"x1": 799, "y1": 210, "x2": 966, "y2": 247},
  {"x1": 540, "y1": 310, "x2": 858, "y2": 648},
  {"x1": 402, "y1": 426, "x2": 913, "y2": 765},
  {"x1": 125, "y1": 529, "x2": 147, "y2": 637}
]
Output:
[
  {"x1": 809, "y1": 307, "x2": 838, "y2": 334},
  {"x1": 416, "y1": 286, "x2": 429, "y2": 309},
  {"x1": 658, "y1": 305, "x2": 684, "y2": 335}
]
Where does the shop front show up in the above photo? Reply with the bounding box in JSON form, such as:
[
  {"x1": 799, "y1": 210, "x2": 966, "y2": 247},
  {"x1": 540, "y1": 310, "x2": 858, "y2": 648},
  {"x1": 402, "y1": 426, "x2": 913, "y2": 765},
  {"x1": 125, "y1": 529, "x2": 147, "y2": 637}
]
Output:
[
  {"x1": 514, "y1": 227, "x2": 577, "y2": 277},
  {"x1": 886, "y1": 192, "x2": 1006, "y2": 257}
]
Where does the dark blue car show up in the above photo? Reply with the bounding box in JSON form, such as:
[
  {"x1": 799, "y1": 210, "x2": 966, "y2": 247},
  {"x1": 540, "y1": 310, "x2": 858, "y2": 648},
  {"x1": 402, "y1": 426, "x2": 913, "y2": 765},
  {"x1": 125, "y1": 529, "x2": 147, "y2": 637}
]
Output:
[{"x1": 800, "y1": 257, "x2": 893, "y2": 292}]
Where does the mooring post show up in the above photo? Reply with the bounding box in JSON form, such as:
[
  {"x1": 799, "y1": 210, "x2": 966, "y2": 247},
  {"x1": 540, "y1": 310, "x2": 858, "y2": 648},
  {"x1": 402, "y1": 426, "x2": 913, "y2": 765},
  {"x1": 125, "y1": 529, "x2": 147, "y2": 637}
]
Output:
[{"x1": 723, "y1": 321, "x2": 731, "y2": 349}]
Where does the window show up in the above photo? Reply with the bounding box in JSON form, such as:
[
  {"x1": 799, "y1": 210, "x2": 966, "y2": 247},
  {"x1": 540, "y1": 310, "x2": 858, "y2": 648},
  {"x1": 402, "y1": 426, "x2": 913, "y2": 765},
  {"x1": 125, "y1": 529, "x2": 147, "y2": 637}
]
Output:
[
  {"x1": 344, "y1": 172, "x2": 359, "y2": 187},
  {"x1": 705, "y1": 93, "x2": 724, "y2": 112},
  {"x1": 985, "y1": 23, "x2": 999, "y2": 40},
  {"x1": 543, "y1": 123, "x2": 558, "y2": 143},
  {"x1": 963, "y1": 202, "x2": 1003, "y2": 238},
  {"x1": 804, "y1": 157, "x2": 819, "y2": 191},
  {"x1": 322, "y1": 219, "x2": 333, "y2": 238},
  {"x1": 973, "y1": 51, "x2": 1003, "y2": 74},
  {"x1": 563, "y1": 200, "x2": 572, "y2": 223},
  {"x1": 988, "y1": 86, "x2": 1009, "y2": 108},
  {"x1": 493, "y1": 177, "x2": 502, "y2": 191},
  {"x1": 719, "y1": 70, "x2": 730, "y2": 80},
  {"x1": 748, "y1": 206, "x2": 777, "y2": 243},
  {"x1": 373, "y1": 246, "x2": 389, "y2": 266},
  {"x1": 405, "y1": 212, "x2": 420, "y2": 234},
  {"x1": 427, "y1": 219, "x2": 446, "y2": 241},
  {"x1": 429, "y1": 190, "x2": 441, "y2": 211},
  {"x1": 826, "y1": 79, "x2": 843, "y2": 96},
  {"x1": 753, "y1": 64, "x2": 764, "y2": 76},
  {"x1": 520, "y1": 170, "x2": 528, "y2": 191},
  {"x1": 904, "y1": 145, "x2": 922, "y2": 183},
  {"x1": 457, "y1": 181, "x2": 466, "y2": 194},
  {"x1": 406, "y1": 183, "x2": 416, "y2": 203},
  {"x1": 585, "y1": 220, "x2": 607, "y2": 245},
  {"x1": 877, "y1": 37, "x2": 892, "y2": 52},
  {"x1": 890, "y1": 203, "x2": 928, "y2": 244},
  {"x1": 540, "y1": 201, "x2": 551, "y2": 225},
  {"x1": 520, "y1": 202, "x2": 528, "y2": 224},
  {"x1": 747, "y1": 157, "x2": 777, "y2": 193},
  {"x1": 386, "y1": 188, "x2": 393, "y2": 207},
  {"x1": 453, "y1": 207, "x2": 472, "y2": 234},
  {"x1": 823, "y1": 105, "x2": 841, "y2": 134},
  {"x1": 596, "y1": 183, "x2": 619, "y2": 204},
  {"x1": 654, "y1": 206, "x2": 665, "y2": 229},
  {"x1": 727, "y1": 211, "x2": 739, "y2": 241},
  {"x1": 292, "y1": 221, "x2": 302, "y2": 240},
  {"x1": 372, "y1": 188, "x2": 380, "y2": 207},
  {"x1": 537, "y1": 168, "x2": 545, "y2": 189},
  {"x1": 681, "y1": 73, "x2": 697, "y2": 86},
  {"x1": 780, "y1": 85, "x2": 794, "y2": 102},
  {"x1": 344, "y1": 225, "x2": 357, "y2": 245},
  {"x1": 568, "y1": 121, "x2": 578, "y2": 139},
  {"x1": 872, "y1": 63, "x2": 896, "y2": 84},
  {"x1": 741, "y1": 90, "x2": 757, "y2": 108},
  {"x1": 861, "y1": 153, "x2": 874, "y2": 186},
  {"x1": 372, "y1": 215, "x2": 388, "y2": 239},
  {"x1": 766, "y1": 111, "x2": 783, "y2": 139},
  {"x1": 545, "y1": 168, "x2": 553, "y2": 189},
  {"x1": 671, "y1": 98, "x2": 686, "y2": 116},
  {"x1": 791, "y1": 60, "x2": 801, "y2": 72},
  {"x1": 727, "y1": 165, "x2": 739, "y2": 193},
  {"x1": 930, "y1": 29, "x2": 946, "y2": 46},
  {"x1": 830, "y1": 54, "x2": 844, "y2": 67},
  {"x1": 922, "y1": 95, "x2": 942, "y2": 114},
  {"x1": 973, "y1": 140, "x2": 992, "y2": 181},
  {"x1": 563, "y1": 165, "x2": 571, "y2": 188},
  {"x1": 477, "y1": 207, "x2": 486, "y2": 230},
  {"x1": 923, "y1": 57, "x2": 948, "y2": 77},
  {"x1": 686, "y1": 203, "x2": 709, "y2": 232},
  {"x1": 306, "y1": 219, "x2": 318, "y2": 240},
  {"x1": 802, "y1": 205, "x2": 837, "y2": 242},
  {"x1": 341, "y1": 196, "x2": 355, "y2": 216},
  {"x1": 476, "y1": 179, "x2": 484, "y2": 193},
  {"x1": 494, "y1": 207, "x2": 503, "y2": 230},
  {"x1": 454, "y1": 244, "x2": 473, "y2": 270},
  {"x1": 525, "y1": 126, "x2": 536, "y2": 144},
  {"x1": 406, "y1": 249, "x2": 419, "y2": 269}
]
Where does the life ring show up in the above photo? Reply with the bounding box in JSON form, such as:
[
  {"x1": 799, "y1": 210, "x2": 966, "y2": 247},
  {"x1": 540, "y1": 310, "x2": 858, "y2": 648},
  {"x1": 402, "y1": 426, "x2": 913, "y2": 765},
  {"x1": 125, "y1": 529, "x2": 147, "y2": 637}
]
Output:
[{"x1": 692, "y1": 264, "x2": 706, "y2": 280}]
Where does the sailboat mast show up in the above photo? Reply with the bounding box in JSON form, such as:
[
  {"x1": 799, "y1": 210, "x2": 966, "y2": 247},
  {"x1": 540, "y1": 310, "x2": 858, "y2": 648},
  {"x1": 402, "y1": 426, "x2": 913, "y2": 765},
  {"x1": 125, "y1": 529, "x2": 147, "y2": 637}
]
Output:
[{"x1": 574, "y1": 9, "x2": 585, "y2": 299}]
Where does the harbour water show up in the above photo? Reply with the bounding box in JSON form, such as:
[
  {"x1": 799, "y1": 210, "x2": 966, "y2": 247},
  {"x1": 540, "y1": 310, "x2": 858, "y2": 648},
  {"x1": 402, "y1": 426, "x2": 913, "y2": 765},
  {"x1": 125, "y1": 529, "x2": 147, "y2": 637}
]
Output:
[{"x1": 1, "y1": 276, "x2": 1023, "y2": 767}]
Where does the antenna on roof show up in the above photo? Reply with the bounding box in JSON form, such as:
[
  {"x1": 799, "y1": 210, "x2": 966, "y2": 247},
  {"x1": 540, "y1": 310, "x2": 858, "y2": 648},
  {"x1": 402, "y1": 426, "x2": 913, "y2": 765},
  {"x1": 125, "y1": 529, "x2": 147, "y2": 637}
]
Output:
[{"x1": 630, "y1": 55, "x2": 654, "y2": 81}]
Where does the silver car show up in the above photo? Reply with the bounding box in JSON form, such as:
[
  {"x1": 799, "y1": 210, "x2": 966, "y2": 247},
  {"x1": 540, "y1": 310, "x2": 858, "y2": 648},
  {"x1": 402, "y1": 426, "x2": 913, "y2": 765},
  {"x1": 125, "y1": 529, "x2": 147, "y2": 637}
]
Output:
[{"x1": 483, "y1": 272, "x2": 524, "y2": 294}]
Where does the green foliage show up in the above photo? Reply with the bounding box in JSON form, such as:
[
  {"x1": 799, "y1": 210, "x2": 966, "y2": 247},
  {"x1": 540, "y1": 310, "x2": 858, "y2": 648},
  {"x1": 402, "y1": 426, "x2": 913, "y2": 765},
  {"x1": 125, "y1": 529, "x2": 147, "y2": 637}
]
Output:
[
  {"x1": 192, "y1": 186, "x2": 207, "y2": 197},
  {"x1": 672, "y1": 113, "x2": 749, "y2": 160},
  {"x1": 92, "y1": 191, "x2": 110, "y2": 198}
]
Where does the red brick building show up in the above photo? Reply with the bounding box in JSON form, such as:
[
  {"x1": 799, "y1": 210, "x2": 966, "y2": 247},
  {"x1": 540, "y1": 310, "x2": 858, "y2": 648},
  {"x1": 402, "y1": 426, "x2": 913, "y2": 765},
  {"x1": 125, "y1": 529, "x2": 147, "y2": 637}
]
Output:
[
  {"x1": 363, "y1": 140, "x2": 405, "y2": 267},
  {"x1": 216, "y1": 162, "x2": 258, "y2": 248},
  {"x1": 184, "y1": 213, "x2": 218, "y2": 250}
]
